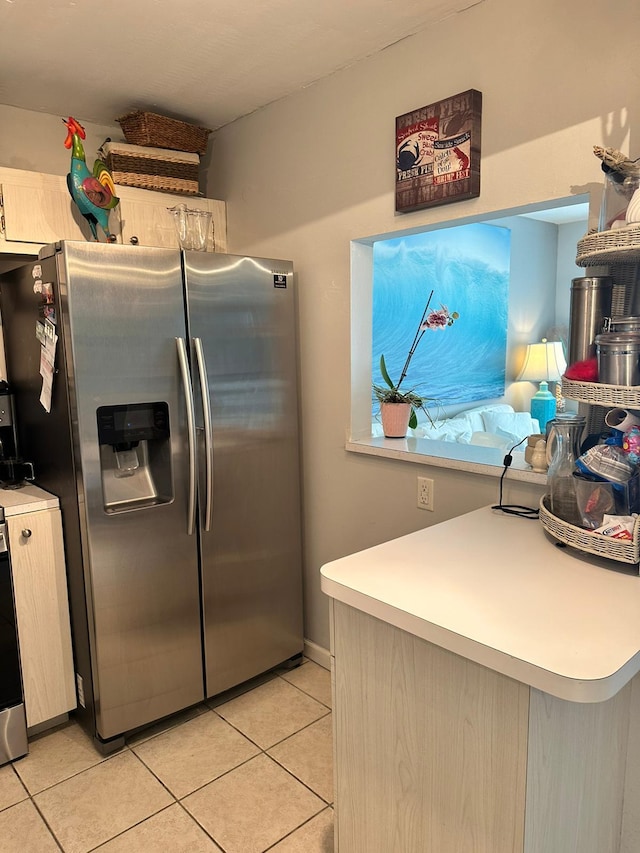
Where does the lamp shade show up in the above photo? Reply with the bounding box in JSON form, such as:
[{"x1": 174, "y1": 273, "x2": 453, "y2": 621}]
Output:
[{"x1": 517, "y1": 340, "x2": 567, "y2": 382}]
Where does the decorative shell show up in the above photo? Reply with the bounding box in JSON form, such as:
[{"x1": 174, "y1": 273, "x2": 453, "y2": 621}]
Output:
[
  {"x1": 594, "y1": 145, "x2": 640, "y2": 179},
  {"x1": 626, "y1": 187, "x2": 640, "y2": 224}
]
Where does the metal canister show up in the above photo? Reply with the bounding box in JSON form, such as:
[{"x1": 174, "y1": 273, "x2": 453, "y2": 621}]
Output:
[
  {"x1": 602, "y1": 315, "x2": 640, "y2": 333},
  {"x1": 568, "y1": 276, "x2": 613, "y2": 365},
  {"x1": 595, "y1": 332, "x2": 640, "y2": 385}
]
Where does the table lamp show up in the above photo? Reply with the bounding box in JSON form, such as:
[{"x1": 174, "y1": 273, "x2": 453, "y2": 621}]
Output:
[{"x1": 517, "y1": 339, "x2": 567, "y2": 431}]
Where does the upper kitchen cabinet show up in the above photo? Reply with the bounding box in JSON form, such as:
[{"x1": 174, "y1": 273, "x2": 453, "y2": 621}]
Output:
[
  {"x1": 114, "y1": 186, "x2": 225, "y2": 252},
  {"x1": 0, "y1": 166, "x2": 226, "y2": 255},
  {"x1": 0, "y1": 168, "x2": 84, "y2": 251}
]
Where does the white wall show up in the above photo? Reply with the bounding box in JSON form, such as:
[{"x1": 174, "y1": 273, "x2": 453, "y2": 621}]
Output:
[
  {"x1": 505, "y1": 216, "x2": 559, "y2": 409},
  {"x1": 0, "y1": 104, "x2": 121, "y2": 176},
  {"x1": 206, "y1": 0, "x2": 640, "y2": 650}
]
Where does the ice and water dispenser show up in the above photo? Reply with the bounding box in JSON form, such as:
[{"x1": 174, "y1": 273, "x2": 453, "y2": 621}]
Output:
[{"x1": 97, "y1": 402, "x2": 173, "y2": 513}]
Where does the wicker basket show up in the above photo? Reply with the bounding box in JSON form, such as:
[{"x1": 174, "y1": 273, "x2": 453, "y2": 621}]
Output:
[
  {"x1": 102, "y1": 141, "x2": 200, "y2": 195},
  {"x1": 539, "y1": 496, "x2": 640, "y2": 565},
  {"x1": 576, "y1": 225, "x2": 640, "y2": 266},
  {"x1": 116, "y1": 110, "x2": 211, "y2": 155},
  {"x1": 562, "y1": 376, "x2": 640, "y2": 408}
]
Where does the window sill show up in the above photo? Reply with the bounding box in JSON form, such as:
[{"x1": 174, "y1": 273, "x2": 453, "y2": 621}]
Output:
[{"x1": 346, "y1": 436, "x2": 548, "y2": 485}]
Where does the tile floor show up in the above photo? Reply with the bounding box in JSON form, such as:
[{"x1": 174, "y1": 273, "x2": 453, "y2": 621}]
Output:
[{"x1": 0, "y1": 660, "x2": 334, "y2": 853}]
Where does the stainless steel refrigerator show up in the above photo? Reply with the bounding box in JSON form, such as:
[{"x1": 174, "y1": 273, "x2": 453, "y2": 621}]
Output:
[{"x1": 0, "y1": 241, "x2": 303, "y2": 751}]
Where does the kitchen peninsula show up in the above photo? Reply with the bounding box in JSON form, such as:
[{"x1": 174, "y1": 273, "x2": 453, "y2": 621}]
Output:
[{"x1": 321, "y1": 507, "x2": 640, "y2": 853}]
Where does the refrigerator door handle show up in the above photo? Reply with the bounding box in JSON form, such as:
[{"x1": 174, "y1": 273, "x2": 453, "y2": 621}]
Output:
[
  {"x1": 193, "y1": 337, "x2": 213, "y2": 532},
  {"x1": 176, "y1": 337, "x2": 197, "y2": 535}
]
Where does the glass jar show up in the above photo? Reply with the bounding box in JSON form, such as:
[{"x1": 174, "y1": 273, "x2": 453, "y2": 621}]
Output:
[
  {"x1": 167, "y1": 204, "x2": 213, "y2": 251},
  {"x1": 599, "y1": 171, "x2": 640, "y2": 232},
  {"x1": 546, "y1": 413, "x2": 587, "y2": 527}
]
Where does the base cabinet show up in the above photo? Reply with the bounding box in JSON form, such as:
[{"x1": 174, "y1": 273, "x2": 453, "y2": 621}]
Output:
[
  {"x1": 9, "y1": 506, "x2": 76, "y2": 729},
  {"x1": 331, "y1": 601, "x2": 633, "y2": 853}
]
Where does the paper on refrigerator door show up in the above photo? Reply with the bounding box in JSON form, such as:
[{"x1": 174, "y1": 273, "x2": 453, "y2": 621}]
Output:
[{"x1": 39, "y1": 330, "x2": 57, "y2": 413}]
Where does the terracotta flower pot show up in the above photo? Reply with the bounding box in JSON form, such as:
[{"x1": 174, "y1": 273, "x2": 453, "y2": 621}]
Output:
[{"x1": 380, "y1": 402, "x2": 411, "y2": 438}]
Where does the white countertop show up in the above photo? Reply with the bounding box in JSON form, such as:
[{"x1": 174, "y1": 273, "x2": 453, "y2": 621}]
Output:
[
  {"x1": 320, "y1": 506, "x2": 640, "y2": 703},
  {"x1": 0, "y1": 483, "x2": 59, "y2": 515}
]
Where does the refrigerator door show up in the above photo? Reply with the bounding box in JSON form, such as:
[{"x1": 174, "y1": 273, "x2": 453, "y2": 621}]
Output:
[
  {"x1": 184, "y1": 252, "x2": 303, "y2": 696},
  {"x1": 56, "y1": 243, "x2": 204, "y2": 740}
]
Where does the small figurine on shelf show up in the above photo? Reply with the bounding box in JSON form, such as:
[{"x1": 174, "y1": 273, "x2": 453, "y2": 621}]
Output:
[
  {"x1": 530, "y1": 439, "x2": 548, "y2": 473},
  {"x1": 63, "y1": 116, "x2": 119, "y2": 242}
]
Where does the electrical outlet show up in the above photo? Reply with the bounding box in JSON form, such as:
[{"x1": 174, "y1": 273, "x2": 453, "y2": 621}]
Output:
[{"x1": 417, "y1": 476, "x2": 434, "y2": 511}]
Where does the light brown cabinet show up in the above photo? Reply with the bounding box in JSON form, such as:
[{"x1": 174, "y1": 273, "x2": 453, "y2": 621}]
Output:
[
  {"x1": 330, "y1": 595, "x2": 633, "y2": 853},
  {"x1": 8, "y1": 504, "x2": 76, "y2": 729},
  {"x1": 0, "y1": 166, "x2": 226, "y2": 255}
]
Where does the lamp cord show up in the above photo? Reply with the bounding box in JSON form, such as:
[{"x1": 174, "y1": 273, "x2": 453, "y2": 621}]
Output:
[{"x1": 491, "y1": 436, "x2": 540, "y2": 519}]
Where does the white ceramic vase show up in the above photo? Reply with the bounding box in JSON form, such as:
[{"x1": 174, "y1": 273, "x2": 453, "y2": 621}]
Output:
[{"x1": 626, "y1": 187, "x2": 640, "y2": 225}]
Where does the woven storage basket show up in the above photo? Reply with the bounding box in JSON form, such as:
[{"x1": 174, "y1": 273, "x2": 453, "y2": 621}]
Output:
[
  {"x1": 562, "y1": 376, "x2": 640, "y2": 408},
  {"x1": 117, "y1": 110, "x2": 211, "y2": 155},
  {"x1": 102, "y1": 141, "x2": 200, "y2": 195},
  {"x1": 576, "y1": 225, "x2": 640, "y2": 266},
  {"x1": 539, "y1": 496, "x2": 640, "y2": 564}
]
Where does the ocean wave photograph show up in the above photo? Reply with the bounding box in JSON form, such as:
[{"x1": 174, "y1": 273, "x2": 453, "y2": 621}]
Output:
[{"x1": 372, "y1": 222, "x2": 510, "y2": 414}]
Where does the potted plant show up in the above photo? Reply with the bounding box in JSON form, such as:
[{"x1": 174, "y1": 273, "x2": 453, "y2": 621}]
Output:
[{"x1": 373, "y1": 290, "x2": 459, "y2": 438}]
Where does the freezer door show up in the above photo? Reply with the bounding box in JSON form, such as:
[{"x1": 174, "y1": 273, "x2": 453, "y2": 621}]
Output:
[
  {"x1": 184, "y1": 252, "x2": 303, "y2": 697},
  {"x1": 60, "y1": 243, "x2": 204, "y2": 740}
]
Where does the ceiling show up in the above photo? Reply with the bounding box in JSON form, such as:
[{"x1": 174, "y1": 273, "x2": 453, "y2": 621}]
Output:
[{"x1": 0, "y1": 0, "x2": 482, "y2": 132}]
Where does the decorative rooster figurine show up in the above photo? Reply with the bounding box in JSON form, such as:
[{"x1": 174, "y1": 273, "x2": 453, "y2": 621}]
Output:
[{"x1": 63, "y1": 117, "x2": 119, "y2": 241}]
